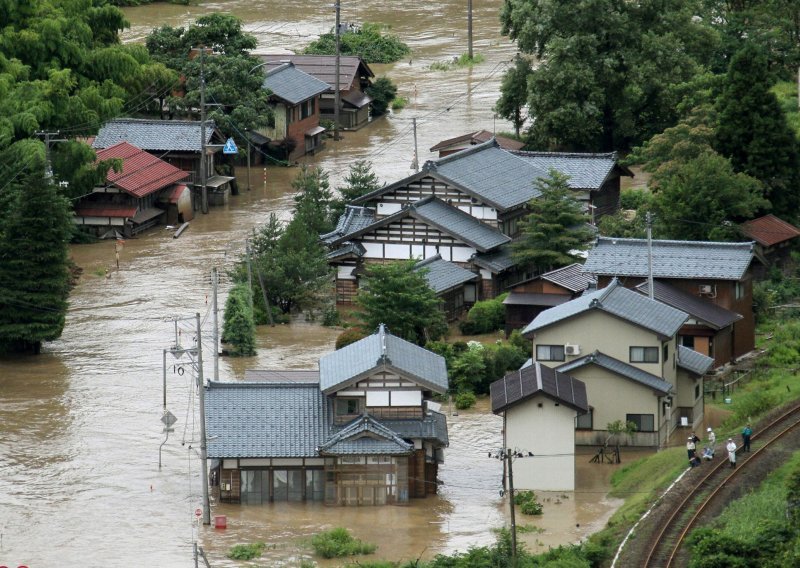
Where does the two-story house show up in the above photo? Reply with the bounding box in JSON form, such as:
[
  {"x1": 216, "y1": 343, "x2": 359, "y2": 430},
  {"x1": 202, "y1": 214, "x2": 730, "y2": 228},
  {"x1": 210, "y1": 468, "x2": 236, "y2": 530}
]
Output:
[
  {"x1": 261, "y1": 62, "x2": 330, "y2": 161},
  {"x1": 205, "y1": 324, "x2": 449, "y2": 506},
  {"x1": 582, "y1": 237, "x2": 758, "y2": 364},
  {"x1": 521, "y1": 280, "x2": 713, "y2": 447}
]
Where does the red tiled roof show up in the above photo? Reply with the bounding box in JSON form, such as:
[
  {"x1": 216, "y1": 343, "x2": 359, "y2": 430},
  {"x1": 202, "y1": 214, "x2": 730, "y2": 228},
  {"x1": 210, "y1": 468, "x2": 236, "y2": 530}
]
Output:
[
  {"x1": 74, "y1": 203, "x2": 137, "y2": 218},
  {"x1": 740, "y1": 214, "x2": 800, "y2": 247},
  {"x1": 168, "y1": 184, "x2": 188, "y2": 204},
  {"x1": 96, "y1": 142, "x2": 190, "y2": 198}
]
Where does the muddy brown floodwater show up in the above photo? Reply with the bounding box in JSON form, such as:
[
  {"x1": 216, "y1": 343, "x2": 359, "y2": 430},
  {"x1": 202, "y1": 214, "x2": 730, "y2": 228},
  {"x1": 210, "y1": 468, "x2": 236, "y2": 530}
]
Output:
[{"x1": 0, "y1": 1, "x2": 624, "y2": 566}]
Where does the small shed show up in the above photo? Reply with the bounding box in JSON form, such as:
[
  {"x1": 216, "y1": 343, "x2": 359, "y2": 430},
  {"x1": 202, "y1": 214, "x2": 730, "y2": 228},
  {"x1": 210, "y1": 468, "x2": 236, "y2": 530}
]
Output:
[
  {"x1": 740, "y1": 214, "x2": 800, "y2": 277},
  {"x1": 430, "y1": 130, "x2": 525, "y2": 158},
  {"x1": 491, "y1": 362, "x2": 588, "y2": 491}
]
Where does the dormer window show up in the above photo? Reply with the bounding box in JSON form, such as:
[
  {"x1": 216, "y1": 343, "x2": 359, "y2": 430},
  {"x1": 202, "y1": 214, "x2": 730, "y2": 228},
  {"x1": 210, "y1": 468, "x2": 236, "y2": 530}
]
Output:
[{"x1": 336, "y1": 398, "x2": 362, "y2": 416}]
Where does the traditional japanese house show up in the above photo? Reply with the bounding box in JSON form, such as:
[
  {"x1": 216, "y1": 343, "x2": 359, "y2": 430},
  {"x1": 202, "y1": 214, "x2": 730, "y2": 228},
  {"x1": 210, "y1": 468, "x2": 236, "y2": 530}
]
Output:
[
  {"x1": 740, "y1": 214, "x2": 800, "y2": 278},
  {"x1": 73, "y1": 142, "x2": 189, "y2": 237},
  {"x1": 260, "y1": 62, "x2": 329, "y2": 161},
  {"x1": 582, "y1": 237, "x2": 758, "y2": 362},
  {"x1": 260, "y1": 54, "x2": 375, "y2": 130},
  {"x1": 414, "y1": 254, "x2": 480, "y2": 320},
  {"x1": 490, "y1": 362, "x2": 588, "y2": 491},
  {"x1": 205, "y1": 325, "x2": 449, "y2": 506},
  {"x1": 430, "y1": 130, "x2": 525, "y2": 158}
]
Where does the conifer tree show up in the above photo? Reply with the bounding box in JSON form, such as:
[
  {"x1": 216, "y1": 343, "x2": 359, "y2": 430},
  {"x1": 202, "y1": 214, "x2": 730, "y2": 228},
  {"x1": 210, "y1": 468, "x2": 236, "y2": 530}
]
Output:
[
  {"x1": 0, "y1": 167, "x2": 72, "y2": 353},
  {"x1": 221, "y1": 284, "x2": 256, "y2": 357}
]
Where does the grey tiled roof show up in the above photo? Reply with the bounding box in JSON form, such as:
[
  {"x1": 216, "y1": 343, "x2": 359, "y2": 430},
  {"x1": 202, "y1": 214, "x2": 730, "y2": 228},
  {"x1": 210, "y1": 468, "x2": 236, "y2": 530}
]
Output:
[
  {"x1": 321, "y1": 415, "x2": 413, "y2": 456},
  {"x1": 382, "y1": 411, "x2": 449, "y2": 447},
  {"x1": 329, "y1": 197, "x2": 509, "y2": 252},
  {"x1": 677, "y1": 346, "x2": 715, "y2": 375},
  {"x1": 326, "y1": 242, "x2": 365, "y2": 260},
  {"x1": 205, "y1": 382, "x2": 329, "y2": 458},
  {"x1": 635, "y1": 281, "x2": 742, "y2": 330},
  {"x1": 556, "y1": 351, "x2": 672, "y2": 395},
  {"x1": 321, "y1": 206, "x2": 376, "y2": 244},
  {"x1": 583, "y1": 237, "x2": 756, "y2": 281},
  {"x1": 522, "y1": 280, "x2": 687, "y2": 339},
  {"x1": 426, "y1": 139, "x2": 548, "y2": 210},
  {"x1": 93, "y1": 119, "x2": 216, "y2": 152},
  {"x1": 541, "y1": 263, "x2": 595, "y2": 293},
  {"x1": 502, "y1": 292, "x2": 572, "y2": 307},
  {"x1": 473, "y1": 246, "x2": 516, "y2": 273},
  {"x1": 491, "y1": 361, "x2": 589, "y2": 414},
  {"x1": 319, "y1": 324, "x2": 448, "y2": 394},
  {"x1": 263, "y1": 62, "x2": 330, "y2": 105},
  {"x1": 244, "y1": 369, "x2": 320, "y2": 383},
  {"x1": 414, "y1": 255, "x2": 478, "y2": 294},
  {"x1": 512, "y1": 151, "x2": 632, "y2": 190}
]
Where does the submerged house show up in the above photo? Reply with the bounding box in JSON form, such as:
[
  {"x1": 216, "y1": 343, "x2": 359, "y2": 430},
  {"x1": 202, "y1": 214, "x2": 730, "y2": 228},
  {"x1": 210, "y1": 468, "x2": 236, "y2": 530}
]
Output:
[
  {"x1": 430, "y1": 130, "x2": 525, "y2": 158},
  {"x1": 205, "y1": 325, "x2": 449, "y2": 506}
]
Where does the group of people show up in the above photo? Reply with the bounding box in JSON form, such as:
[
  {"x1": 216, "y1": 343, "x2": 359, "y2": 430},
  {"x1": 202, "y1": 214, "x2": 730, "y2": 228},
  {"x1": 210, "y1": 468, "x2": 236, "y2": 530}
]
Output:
[{"x1": 686, "y1": 423, "x2": 752, "y2": 468}]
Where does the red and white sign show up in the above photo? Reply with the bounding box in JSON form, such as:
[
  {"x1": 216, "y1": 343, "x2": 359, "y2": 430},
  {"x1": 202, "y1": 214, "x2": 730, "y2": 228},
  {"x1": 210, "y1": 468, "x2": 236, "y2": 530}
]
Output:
[{"x1": 195, "y1": 508, "x2": 202, "y2": 518}]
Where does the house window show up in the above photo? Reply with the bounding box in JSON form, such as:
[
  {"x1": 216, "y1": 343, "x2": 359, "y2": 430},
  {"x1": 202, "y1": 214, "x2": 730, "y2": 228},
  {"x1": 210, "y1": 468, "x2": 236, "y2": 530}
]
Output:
[
  {"x1": 695, "y1": 384, "x2": 701, "y2": 400},
  {"x1": 663, "y1": 344, "x2": 669, "y2": 363},
  {"x1": 735, "y1": 281, "x2": 745, "y2": 300},
  {"x1": 576, "y1": 409, "x2": 593, "y2": 430},
  {"x1": 536, "y1": 344, "x2": 565, "y2": 362},
  {"x1": 630, "y1": 346, "x2": 659, "y2": 363},
  {"x1": 336, "y1": 398, "x2": 362, "y2": 416},
  {"x1": 626, "y1": 413, "x2": 655, "y2": 432},
  {"x1": 301, "y1": 98, "x2": 315, "y2": 119}
]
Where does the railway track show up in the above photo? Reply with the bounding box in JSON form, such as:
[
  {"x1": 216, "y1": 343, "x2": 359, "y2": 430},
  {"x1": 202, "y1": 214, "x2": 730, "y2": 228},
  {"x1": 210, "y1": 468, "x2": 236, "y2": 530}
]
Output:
[{"x1": 640, "y1": 400, "x2": 800, "y2": 567}]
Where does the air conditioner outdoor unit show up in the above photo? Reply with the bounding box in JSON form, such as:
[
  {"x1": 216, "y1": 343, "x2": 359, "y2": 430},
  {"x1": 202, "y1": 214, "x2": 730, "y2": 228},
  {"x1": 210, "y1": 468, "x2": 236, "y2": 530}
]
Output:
[
  {"x1": 698, "y1": 284, "x2": 713, "y2": 295},
  {"x1": 565, "y1": 344, "x2": 581, "y2": 356}
]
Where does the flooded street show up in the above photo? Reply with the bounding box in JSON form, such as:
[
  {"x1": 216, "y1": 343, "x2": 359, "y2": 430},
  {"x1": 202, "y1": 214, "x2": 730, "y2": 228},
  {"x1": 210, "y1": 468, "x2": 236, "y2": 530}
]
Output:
[{"x1": 0, "y1": 1, "x2": 622, "y2": 566}]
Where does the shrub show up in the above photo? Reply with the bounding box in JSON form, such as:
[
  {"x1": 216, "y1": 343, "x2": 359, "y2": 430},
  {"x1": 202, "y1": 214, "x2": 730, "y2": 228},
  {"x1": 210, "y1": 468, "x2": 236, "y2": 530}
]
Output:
[
  {"x1": 459, "y1": 293, "x2": 508, "y2": 335},
  {"x1": 311, "y1": 527, "x2": 376, "y2": 559},
  {"x1": 391, "y1": 96, "x2": 408, "y2": 111},
  {"x1": 335, "y1": 328, "x2": 367, "y2": 350},
  {"x1": 367, "y1": 76, "x2": 398, "y2": 116},
  {"x1": 321, "y1": 304, "x2": 341, "y2": 327},
  {"x1": 228, "y1": 542, "x2": 266, "y2": 560},
  {"x1": 508, "y1": 328, "x2": 532, "y2": 357},
  {"x1": 454, "y1": 391, "x2": 476, "y2": 409},
  {"x1": 514, "y1": 490, "x2": 544, "y2": 515},
  {"x1": 303, "y1": 22, "x2": 410, "y2": 64}
]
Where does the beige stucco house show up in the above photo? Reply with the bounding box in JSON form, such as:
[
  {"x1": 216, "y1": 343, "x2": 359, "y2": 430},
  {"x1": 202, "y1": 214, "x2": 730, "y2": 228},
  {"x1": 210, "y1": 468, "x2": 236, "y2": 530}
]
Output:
[
  {"x1": 490, "y1": 362, "x2": 588, "y2": 491},
  {"x1": 522, "y1": 280, "x2": 713, "y2": 447}
]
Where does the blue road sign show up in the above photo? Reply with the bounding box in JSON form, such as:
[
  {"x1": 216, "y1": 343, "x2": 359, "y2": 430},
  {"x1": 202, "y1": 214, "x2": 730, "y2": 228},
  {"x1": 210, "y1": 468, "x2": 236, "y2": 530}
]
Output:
[{"x1": 222, "y1": 137, "x2": 238, "y2": 154}]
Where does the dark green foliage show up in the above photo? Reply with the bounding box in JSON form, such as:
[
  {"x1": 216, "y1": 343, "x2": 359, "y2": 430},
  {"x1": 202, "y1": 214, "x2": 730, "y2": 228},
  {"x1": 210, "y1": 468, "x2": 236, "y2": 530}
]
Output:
[
  {"x1": 0, "y1": 171, "x2": 72, "y2": 353},
  {"x1": 303, "y1": 22, "x2": 410, "y2": 64},
  {"x1": 221, "y1": 283, "x2": 256, "y2": 357},
  {"x1": 619, "y1": 189, "x2": 651, "y2": 211},
  {"x1": 494, "y1": 55, "x2": 531, "y2": 138},
  {"x1": 512, "y1": 169, "x2": 593, "y2": 272},
  {"x1": 356, "y1": 260, "x2": 448, "y2": 346},
  {"x1": 330, "y1": 160, "x2": 382, "y2": 222},
  {"x1": 454, "y1": 391, "x2": 477, "y2": 410},
  {"x1": 321, "y1": 304, "x2": 341, "y2": 327},
  {"x1": 715, "y1": 44, "x2": 800, "y2": 217},
  {"x1": 227, "y1": 542, "x2": 266, "y2": 560},
  {"x1": 459, "y1": 293, "x2": 508, "y2": 335},
  {"x1": 292, "y1": 165, "x2": 334, "y2": 235},
  {"x1": 428, "y1": 338, "x2": 529, "y2": 395},
  {"x1": 311, "y1": 527, "x2": 376, "y2": 559},
  {"x1": 335, "y1": 328, "x2": 367, "y2": 350},
  {"x1": 508, "y1": 329, "x2": 532, "y2": 358},
  {"x1": 514, "y1": 490, "x2": 543, "y2": 515},
  {"x1": 366, "y1": 76, "x2": 398, "y2": 117}
]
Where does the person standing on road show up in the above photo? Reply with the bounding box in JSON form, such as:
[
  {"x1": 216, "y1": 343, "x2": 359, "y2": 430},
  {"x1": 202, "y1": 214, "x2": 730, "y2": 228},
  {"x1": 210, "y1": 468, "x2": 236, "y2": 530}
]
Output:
[
  {"x1": 742, "y1": 423, "x2": 752, "y2": 452},
  {"x1": 727, "y1": 438, "x2": 737, "y2": 468},
  {"x1": 705, "y1": 427, "x2": 716, "y2": 459},
  {"x1": 687, "y1": 436, "x2": 697, "y2": 460}
]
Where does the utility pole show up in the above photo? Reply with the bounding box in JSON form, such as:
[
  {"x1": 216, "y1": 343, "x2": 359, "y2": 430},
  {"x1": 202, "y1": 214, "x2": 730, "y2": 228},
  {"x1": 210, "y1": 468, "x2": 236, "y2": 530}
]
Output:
[
  {"x1": 211, "y1": 267, "x2": 219, "y2": 382},
  {"x1": 244, "y1": 128, "x2": 252, "y2": 191},
  {"x1": 334, "y1": 0, "x2": 342, "y2": 141},
  {"x1": 506, "y1": 449, "x2": 517, "y2": 567},
  {"x1": 195, "y1": 312, "x2": 211, "y2": 526},
  {"x1": 467, "y1": 0, "x2": 473, "y2": 60},
  {"x1": 411, "y1": 117, "x2": 419, "y2": 172},
  {"x1": 35, "y1": 131, "x2": 66, "y2": 180},
  {"x1": 199, "y1": 47, "x2": 209, "y2": 215},
  {"x1": 245, "y1": 239, "x2": 254, "y2": 311},
  {"x1": 646, "y1": 212, "x2": 654, "y2": 299}
]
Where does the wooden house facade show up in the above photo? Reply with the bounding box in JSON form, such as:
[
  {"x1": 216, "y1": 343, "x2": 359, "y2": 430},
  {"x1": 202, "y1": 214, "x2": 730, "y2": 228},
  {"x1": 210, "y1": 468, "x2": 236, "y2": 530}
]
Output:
[
  {"x1": 205, "y1": 325, "x2": 449, "y2": 506},
  {"x1": 740, "y1": 214, "x2": 800, "y2": 278}
]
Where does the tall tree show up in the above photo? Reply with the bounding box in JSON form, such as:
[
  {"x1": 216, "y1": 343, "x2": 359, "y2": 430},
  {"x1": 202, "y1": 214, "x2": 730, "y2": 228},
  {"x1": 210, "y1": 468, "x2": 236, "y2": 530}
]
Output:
[
  {"x1": 330, "y1": 160, "x2": 382, "y2": 221},
  {"x1": 511, "y1": 169, "x2": 594, "y2": 273},
  {"x1": 494, "y1": 55, "x2": 531, "y2": 138},
  {"x1": 221, "y1": 283, "x2": 256, "y2": 356},
  {"x1": 293, "y1": 165, "x2": 334, "y2": 236},
  {"x1": 715, "y1": 43, "x2": 800, "y2": 217},
  {"x1": 0, "y1": 158, "x2": 72, "y2": 353},
  {"x1": 356, "y1": 260, "x2": 448, "y2": 346}
]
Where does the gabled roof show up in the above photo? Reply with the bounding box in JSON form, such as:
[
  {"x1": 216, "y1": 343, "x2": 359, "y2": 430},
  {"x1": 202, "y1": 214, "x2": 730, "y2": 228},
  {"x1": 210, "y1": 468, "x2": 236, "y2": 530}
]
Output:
[
  {"x1": 243, "y1": 369, "x2": 320, "y2": 383},
  {"x1": 205, "y1": 382, "x2": 329, "y2": 458},
  {"x1": 326, "y1": 242, "x2": 366, "y2": 261},
  {"x1": 522, "y1": 279, "x2": 688, "y2": 339},
  {"x1": 512, "y1": 150, "x2": 633, "y2": 190},
  {"x1": 740, "y1": 214, "x2": 800, "y2": 247},
  {"x1": 95, "y1": 142, "x2": 189, "y2": 198},
  {"x1": 635, "y1": 281, "x2": 742, "y2": 330},
  {"x1": 262, "y1": 62, "x2": 330, "y2": 105},
  {"x1": 677, "y1": 346, "x2": 715, "y2": 375},
  {"x1": 582, "y1": 237, "x2": 756, "y2": 281},
  {"x1": 319, "y1": 324, "x2": 448, "y2": 394},
  {"x1": 259, "y1": 54, "x2": 374, "y2": 90},
  {"x1": 382, "y1": 411, "x2": 449, "y2": 447},
  {"x1": 93, "y1": 119, "x2": 216, "y2": 153},
  {"x1": 320, "y1": 414, "x2": 414, "y2": 456},
  {"x1": 414, "y1": 255, "x2": 478, "y2": 294},
  {"x1": 556, "y1": 351, "x2": 672, "y2": 395},
  {"x1": 541, "y1": 263, "x2": 595, "y2": 293},
  {"x1": 321, "y1": 205, "x2": 376, "y2": 244},
  {"x1": 502, "y1": 292, "x2": 572, "y2": 307},
  {"x1": 473, "y1": 246, "x2": 517, "y2": 273},
  {"x1": 328, "y1": 196, "x2": 510, "y2": 252},
  {"x1": 490, "y1": 361, "x2": 589, "y2": 414},
  {"x1": 430, "y1": 130, "x2": 525, "y2": 152}
]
